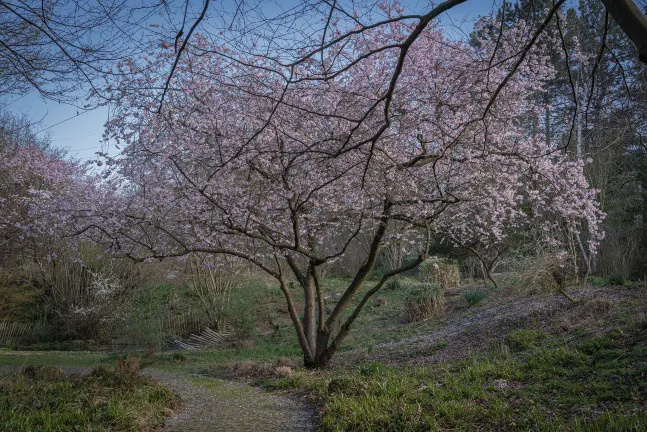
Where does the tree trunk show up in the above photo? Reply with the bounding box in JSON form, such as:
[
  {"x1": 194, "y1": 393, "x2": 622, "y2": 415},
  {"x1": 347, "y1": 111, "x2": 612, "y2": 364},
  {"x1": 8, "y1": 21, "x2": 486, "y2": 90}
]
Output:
[{"x1": 302, "y1": 274, "x2": 317, "y2": 355}]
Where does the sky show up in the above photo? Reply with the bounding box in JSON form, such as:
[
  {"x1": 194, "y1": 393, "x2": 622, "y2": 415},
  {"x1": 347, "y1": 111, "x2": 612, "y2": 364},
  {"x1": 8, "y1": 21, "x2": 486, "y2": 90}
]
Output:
[{"x1": 2, "y1": 0, "x2": 496, "y2": 162}]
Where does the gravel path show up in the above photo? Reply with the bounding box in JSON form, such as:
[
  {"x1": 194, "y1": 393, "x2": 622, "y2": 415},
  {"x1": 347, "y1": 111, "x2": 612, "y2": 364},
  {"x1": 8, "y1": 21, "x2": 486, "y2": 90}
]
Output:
[{"x1": 143, "y1": 369, "x2": 316, "y2": 432}]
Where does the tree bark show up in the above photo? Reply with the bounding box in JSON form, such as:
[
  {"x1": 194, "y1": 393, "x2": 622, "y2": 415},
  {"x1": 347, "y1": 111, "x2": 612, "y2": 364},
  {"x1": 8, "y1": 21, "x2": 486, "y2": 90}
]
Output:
[{"x1": 601, "y1": 0, "x2": 647, "y2": 64}]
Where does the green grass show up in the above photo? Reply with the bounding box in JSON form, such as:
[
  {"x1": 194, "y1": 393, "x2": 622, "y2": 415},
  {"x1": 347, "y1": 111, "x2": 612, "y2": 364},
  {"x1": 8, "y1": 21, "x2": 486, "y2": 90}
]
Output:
[
  {"x1": 0, "y1": 349, "x2": 116, "y2": 367},
  {"x1": 154, "y1": 343, "x2": 303, "y2": 370},
  {"x1": 257, "y1": 326, "x2": 647, "y2": 431},
  {"x1": 0, "y1": 364, "x2": 179, "y2": 432},
  {"x1": 463, "y1": 289, "x2": 487, "y2": 306}
]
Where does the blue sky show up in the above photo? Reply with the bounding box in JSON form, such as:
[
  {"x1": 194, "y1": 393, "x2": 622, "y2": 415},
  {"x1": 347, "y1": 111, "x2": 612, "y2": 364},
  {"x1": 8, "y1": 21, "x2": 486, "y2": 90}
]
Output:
[{"x1": 3, "y1": 0, "x2": 496, "y2": 162}]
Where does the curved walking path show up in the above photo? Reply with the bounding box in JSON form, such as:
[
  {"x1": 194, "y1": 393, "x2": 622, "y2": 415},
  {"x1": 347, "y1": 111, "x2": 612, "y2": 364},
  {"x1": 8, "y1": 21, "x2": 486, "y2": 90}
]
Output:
[{"x1": 144, "y1": 369, "x2": 316, "y2": 432}]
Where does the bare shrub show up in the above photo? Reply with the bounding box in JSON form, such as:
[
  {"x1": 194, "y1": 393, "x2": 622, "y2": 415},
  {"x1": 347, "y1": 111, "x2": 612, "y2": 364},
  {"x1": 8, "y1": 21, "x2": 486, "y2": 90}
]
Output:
[
  {"x1": 405, "y1": 282, "x2": 444, "y2": 322},
  {"x1": 188, "y1": 255, "x2": 240, "y2": 332},
  {"x1": 419, "y1": 257, "x2": 460, "y2": 289},
  {"x1": 596, "y1": 228, "x2": 641, "y2": 280},
  {"x1": 26, "y1": 245, "x2": 147, "y2": 341}
]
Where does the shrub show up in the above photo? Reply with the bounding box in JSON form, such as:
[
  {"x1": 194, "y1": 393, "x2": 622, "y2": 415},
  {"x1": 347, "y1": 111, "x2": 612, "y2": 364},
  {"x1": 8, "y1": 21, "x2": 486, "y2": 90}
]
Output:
[
  {"x1": 25, "y1": 244, "x2": 148, "y2": 342},
  {"x1": 509, "y1": 252, "x2": 574, "y2": 294},
  {"x1": 419, "y1": 257, "x2": 460, "y2": 289},
  {"x1": 463, "y1": 289, "x2": 486, "y2": 306},
  {"x1": 606, "y1": 273, "x2": 625, "y2": 286},
  {"x1": 385, "y1": 278, "x2": 402, "y2": 291},
  {"x1": 187, "y1": 256, "x2": 259, "y2": 342},
  {"x1": 405, "y1": 282, "x2": 444, "y2": 322},
  {"x1": 589, "y1": 276, "x2": 605, "y2": 287}
]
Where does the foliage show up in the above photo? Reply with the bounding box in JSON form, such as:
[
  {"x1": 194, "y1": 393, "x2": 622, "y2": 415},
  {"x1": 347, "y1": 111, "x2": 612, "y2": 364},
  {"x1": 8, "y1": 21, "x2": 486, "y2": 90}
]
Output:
[
  {"x1": 0, "y1": 364, "x2": 180, "y2": 432},
  {"x1": 463, "y1": 289, "x2": 487, "y2": 307},
  {"x1": 384, "y1": 278, "x2": 403, "y2": 291},
  {"x1": 419, "y1": 257, "x2": 460, "y2": 289},
  {"x1": 589, "y1": 276, "x2": 606, "y2": 287},
  {"x1": 404, "y1": 282, "x2": 444, "y2": 322},
  {"x1": 606, "y1": 273, "x2": 625, "y2": 286}
]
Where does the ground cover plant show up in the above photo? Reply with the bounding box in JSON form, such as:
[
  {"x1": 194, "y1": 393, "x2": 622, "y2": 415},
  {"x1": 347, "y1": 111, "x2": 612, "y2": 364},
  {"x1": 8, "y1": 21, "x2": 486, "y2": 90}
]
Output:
[{"x1": 0, "y1": 361, "x2": 180, "y2": 432}]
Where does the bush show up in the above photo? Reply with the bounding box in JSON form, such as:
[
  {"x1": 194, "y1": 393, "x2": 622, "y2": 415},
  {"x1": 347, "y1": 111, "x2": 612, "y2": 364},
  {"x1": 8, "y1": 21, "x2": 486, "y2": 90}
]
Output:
[
  {"x1": 419, "y1": 257, "x2": 460, "y2": 289},
  {"x1": 589, "y1": 276, "x2": 605, "y2": 287},
  {"x1": 463, "y1": 289, "x2": 486, "y2": 306},
  {"x1": 405, "y1": 282, "x2": 444, "y2": 322},
  {"x1": 25, "y1": 244, "x2": 148, "y2": 342},
  {"x1": 606, "y1": 273, "x2": 625, "y2": 286},
  {"x1": 187, "y1": 257, "x2": 259, "y2": 341},
  {"x1": 384, "y1": 278, "x2": 402, "y2": 291},
  {"x1": 508, "y1": 252, "x2": 574, "y2": 294}
]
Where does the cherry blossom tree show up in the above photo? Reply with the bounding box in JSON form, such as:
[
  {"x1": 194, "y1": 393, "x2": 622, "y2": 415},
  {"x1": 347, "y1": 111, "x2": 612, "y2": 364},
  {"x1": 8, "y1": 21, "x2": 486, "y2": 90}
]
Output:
[
  {"x1": 0, "y1": 135, "x2": 87, "y2": 265},
  {"x1": 34, "y1": 2, "x2": 599, "y2": 368}
]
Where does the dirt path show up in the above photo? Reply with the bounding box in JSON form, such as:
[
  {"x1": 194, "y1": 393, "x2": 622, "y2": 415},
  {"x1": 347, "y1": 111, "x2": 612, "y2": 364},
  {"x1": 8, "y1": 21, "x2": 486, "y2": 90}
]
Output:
[{"x1": 144, "y1": 369, "x2": 316, "y2": 432}]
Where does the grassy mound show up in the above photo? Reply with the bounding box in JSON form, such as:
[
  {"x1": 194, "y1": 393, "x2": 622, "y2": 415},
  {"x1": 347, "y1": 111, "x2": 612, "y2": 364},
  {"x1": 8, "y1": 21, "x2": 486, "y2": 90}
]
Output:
[{"x1": 0, "y1": 363, "x2": 180, "y2": 431}]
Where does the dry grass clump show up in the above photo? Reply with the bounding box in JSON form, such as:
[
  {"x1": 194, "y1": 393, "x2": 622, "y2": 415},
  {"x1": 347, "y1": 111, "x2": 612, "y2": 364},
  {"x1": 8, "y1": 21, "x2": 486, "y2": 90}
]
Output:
[
  {"x1": 552, "y1": 297, "x2": 615, "y2": 334},
  {"x1": 405, "y1": 282, "x2": 445, "y2": 322},
  {"x1": 114, "y1": 353, "x2": 142, "y2": 383},
  {"x1": 228, "y1": 357, "x2": 297, "y2": 379},
  {"x1": 274, "y1": 366, "x2": 294, "y2": 378},
  {"x1": 582, "y1": 298, "x2": 613, "y2": 316},
  {"x1": 20, "y1": 365, "x2": 67, "y2": 382},
  {"x1": 633, "y1": 311, "x2": 647, "y2": 331},
  {"x1": 512, "y1": 252, "x2": 575, "y2": 294},
  {"x1": 419, "y1": 257, "x2": 460, "y2": 289}
]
